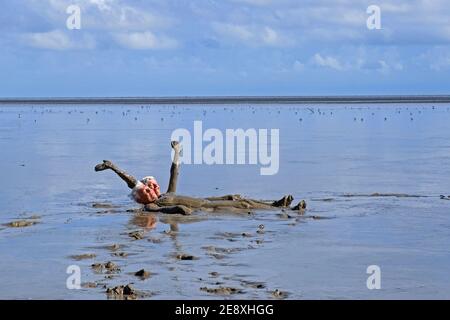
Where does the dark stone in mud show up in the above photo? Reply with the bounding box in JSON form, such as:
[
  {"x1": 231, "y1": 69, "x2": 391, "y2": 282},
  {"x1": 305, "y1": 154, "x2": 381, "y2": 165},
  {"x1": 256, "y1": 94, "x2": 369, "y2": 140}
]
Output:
[
  {"x1": 271, "y1": 289, "x2": 288, "y2": 299},
  {"x1": 134, "y1": 269, "x2": 151, "y2": 279},
  {"x1": 91, "y1": 261, "x2": 120, "y2": 273},
  {"x1": 70, "y1": 253, "x2": 96, "y2": 261},
  {"x1": 5, "y1": 220, "x2": 38, "y2": 228},
  {"x1": 176, "y1": 254, "x2": 198, "y2": 261},
  {"x1": 128, "y1": 231, "x2": 144, "y2": 240},
  {"x1": 200, "y1": 286, "x2": 244, "y2": 295}
]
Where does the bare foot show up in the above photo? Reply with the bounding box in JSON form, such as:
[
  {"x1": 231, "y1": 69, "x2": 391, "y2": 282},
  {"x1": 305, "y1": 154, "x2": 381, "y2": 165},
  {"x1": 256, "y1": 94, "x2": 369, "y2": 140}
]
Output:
[
  {"x1": 292, "y1": 200, "x2": 307, "y2": 211},
  {"x1": 272, "y1": 195, "x2": 294, "y2": 207}
]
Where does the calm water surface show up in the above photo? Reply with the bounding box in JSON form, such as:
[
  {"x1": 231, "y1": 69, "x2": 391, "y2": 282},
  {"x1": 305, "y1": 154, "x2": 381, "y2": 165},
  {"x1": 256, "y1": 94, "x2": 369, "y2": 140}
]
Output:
[{"x1": 0, "y1": 103, "x2": 449, "y2": 299}]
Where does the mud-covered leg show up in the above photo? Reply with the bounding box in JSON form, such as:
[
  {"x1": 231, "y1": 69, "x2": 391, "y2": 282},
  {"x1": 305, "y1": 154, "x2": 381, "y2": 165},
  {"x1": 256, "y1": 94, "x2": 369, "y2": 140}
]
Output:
[
  {"x1": 95, "y1": 160, "x2": 138, "y2": 189},
  {"x1": 167, "y1": 141, "x2": 181, "y2": 194},
  {"x1": 144, "y1": 203, "x2": 192, "y2": 215},
  {"x1": 205, "y1": 194, "x2": 243, "y2": 201}
]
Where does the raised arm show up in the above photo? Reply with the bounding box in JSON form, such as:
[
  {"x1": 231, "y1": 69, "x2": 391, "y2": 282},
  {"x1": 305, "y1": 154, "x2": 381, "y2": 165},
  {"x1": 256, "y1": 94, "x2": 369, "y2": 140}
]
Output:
[{"x1": 166, "y1": 141, "x2": 181, "y2": 194}]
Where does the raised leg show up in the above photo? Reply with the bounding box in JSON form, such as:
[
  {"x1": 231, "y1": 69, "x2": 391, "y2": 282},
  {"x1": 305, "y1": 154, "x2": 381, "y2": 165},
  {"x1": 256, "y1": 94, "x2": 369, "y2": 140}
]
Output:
[
  {"x1": 167, "y1": 141, "x2": 181, "y2": 194},
  {"x1": 95, "y1": 160, "x2": 138, "y2": 189}
]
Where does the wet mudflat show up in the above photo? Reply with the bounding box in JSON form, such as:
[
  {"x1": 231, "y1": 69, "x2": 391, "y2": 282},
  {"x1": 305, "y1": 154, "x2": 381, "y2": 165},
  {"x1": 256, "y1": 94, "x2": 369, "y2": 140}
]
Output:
[{"x1": 1, "y1": 103, "x2": 450, "y2": 299}]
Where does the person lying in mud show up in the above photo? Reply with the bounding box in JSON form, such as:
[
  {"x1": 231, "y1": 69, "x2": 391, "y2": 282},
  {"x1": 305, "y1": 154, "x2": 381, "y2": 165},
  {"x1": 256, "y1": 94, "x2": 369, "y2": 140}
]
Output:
[{"x1": 95, "y1": 141, "x2": 306, "y2": 215}]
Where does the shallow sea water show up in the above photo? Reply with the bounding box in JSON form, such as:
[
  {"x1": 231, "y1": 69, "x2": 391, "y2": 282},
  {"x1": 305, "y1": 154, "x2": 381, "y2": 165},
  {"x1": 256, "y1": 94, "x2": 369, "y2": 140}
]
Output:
[{"x1": 0, "y1": 103, "x2": 449, "y2": 299}]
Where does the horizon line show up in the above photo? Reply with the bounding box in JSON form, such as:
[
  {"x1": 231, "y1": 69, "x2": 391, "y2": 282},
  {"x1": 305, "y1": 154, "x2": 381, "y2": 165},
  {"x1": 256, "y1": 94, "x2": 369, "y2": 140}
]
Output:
[{"x1": 1, "y1": 95, "x2": 450, "y2": 105}]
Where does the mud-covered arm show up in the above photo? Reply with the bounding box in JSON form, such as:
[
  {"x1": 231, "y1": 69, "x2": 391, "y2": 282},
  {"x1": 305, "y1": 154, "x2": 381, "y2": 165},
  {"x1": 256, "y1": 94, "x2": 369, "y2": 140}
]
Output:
[{"x1": 166, "y1": 141, "x2": 181, "y2": 194}]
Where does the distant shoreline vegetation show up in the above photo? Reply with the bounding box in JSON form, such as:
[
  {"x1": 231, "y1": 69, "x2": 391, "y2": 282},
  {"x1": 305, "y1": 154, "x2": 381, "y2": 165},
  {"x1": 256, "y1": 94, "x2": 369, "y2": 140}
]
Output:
[{"x1": 1, "y1": 95, "x2": 450, "y2": 105}]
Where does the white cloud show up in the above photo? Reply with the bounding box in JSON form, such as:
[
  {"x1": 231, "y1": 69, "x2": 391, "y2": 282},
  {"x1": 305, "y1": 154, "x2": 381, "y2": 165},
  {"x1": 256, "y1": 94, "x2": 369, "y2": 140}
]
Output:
[
  {"x1": 293, "y1": 60, "x2": 305, "y2": 71},
  {"x1": 113, "y1": 31, "x2": 178, "y2": 50},
  {"x1": 22, "y1": 30, "x2": 95, "y2": 50},
  {"x1": 230, "y1": 0, "x2": 273, "y2": 6},
  {"x1": 312, "y1": 53, "x2": 344, "y2": 70},
  {"x1": 213, "y1": 23, "x2": 292, "y2": 46}
]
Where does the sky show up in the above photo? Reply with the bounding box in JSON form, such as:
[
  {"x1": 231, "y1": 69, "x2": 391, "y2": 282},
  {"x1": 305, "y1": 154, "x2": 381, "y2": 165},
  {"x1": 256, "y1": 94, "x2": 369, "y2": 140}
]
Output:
[{"x1": 0, "y1": 0, "x2": 450, "y2": 97}]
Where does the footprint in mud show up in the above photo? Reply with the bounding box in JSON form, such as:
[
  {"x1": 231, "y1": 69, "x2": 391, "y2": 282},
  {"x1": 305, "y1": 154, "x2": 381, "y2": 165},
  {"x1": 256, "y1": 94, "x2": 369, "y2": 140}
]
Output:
[
  {"x1": 240, "y1": 280, "x2": 266, "y2": 290},
  {"x1": 106, "y1": 244, "x2": 122, "y2": 251},
  {"x1": 70, "y1": 253, "x2": 97, "y2": 261},
  {"x1": 111, "y1": 252, "x2": 128, "y2": 258},
  {"x1": 92, "y1": 203, "x2": 120, "y2": 209},
  {"x1": 210, "y1": 231, "x2": 254, "y2": 242},
  {"x1": 91, "y1": 203, "x2": 122, "y2": 214}
]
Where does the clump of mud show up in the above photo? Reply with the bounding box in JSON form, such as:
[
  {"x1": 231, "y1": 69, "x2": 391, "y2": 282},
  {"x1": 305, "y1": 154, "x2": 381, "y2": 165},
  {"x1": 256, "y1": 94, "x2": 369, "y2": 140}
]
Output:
[
  {"x1": 106, "y1": 284, "x2": 140, "y2": 300},
  {"x1": 92, "y1": 261, "x2": 121, "y2": 274},
  {"x1": 271, "y1": 289, "x2": 289, "y2": 299},
  {"x1": 5, "y1": 217, "x2": 40, "y2": 228},
  {"x1": 200, "y1": 286, "x2": 244, "y2": 295},
  {"x1": 134, "y1": 269, "x2": 151, "y2": 279},
  {"x1": 82, "y1": 282, "x2": 98, "y2": 288},
  {"x1": 176, "y1": 253, "x2": 198, "y2": 261},
  {"x1": 128, "y1": 231, "x2": 144, "y2": 240},
  {"x1": 70, "y1": 253, "x2": 97, "y2": 261}
]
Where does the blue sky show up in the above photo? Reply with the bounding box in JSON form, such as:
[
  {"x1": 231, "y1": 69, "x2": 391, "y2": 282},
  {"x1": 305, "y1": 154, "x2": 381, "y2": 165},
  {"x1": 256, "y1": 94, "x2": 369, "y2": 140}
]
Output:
[{"x1": 0, "y1": 0, "x2": 450, "y2": 97}]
